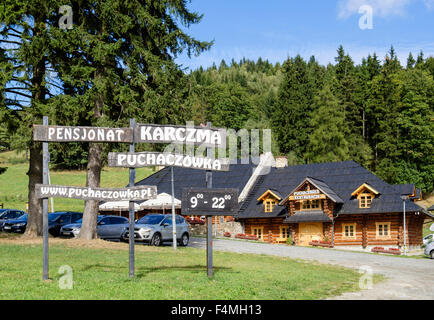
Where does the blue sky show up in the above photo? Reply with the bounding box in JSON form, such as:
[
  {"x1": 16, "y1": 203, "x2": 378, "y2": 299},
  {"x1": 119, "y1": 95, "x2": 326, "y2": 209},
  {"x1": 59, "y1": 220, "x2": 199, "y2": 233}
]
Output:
[{"x1": 175, "y1": 0, "x2": 434, "y2": 71}]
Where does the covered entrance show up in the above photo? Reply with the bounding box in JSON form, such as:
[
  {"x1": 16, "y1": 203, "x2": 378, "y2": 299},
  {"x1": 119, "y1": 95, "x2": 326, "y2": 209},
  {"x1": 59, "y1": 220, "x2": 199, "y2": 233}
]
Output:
[{"x1": 299, "y1": 222, "x2": 323, "y2": 246}]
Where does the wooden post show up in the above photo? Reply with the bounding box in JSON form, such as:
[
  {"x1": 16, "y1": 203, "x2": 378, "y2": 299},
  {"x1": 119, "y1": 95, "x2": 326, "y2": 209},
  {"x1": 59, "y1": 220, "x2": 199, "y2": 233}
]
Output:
[
  {"x1": 42, "y1": 116, "x2": 49, "y2": 280},
  {"x1": 206, "y1": 122, "x2": 213, "y2": 279},
  {"x1": 171, "y1": 166, "x2": 177, "y2": 250},
  {"x1": 128, "y1": 118, "x2": 136, "y2": 278}
]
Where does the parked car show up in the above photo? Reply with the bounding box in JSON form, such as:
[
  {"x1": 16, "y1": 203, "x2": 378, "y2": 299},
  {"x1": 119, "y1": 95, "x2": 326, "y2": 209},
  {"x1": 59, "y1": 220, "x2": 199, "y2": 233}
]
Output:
[
  {"x1": 2, "y1": 213, "x2": 28, "y2": 233},
  {"x1": 60, "y1": 215, "x2": 128, "y2": 241},
  {"x1": 423, "y1": 234, "x2": 434, "y2": 246},
  {"x1": 424, "y1": 241, "x2": 434, "y2": 259},
  {"x1": 48, "y1": 212, "x2": 82, "y2": 237},
  {"x1": 121, "y1": 214, "x2": 190, "y2": 246},
  {"x1": 0, "y1": 209, "x2": 26, "y2": 230}
]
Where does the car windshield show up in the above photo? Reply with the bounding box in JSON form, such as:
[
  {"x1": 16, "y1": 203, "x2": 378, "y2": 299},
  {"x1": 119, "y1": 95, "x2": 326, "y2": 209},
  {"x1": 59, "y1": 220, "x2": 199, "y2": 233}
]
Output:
[
  {"x1": 136, "y1": 215, "x2": 165, "y2": 225},
  {"x1": 16, "y1": 214, "x2": 28, "y2": 221},
  {"x1": 48, "y1": 213, "x2": 64, "y2": 222},
  {"x1": 3, "y1": 211, "x2": 24, "y2": 219},
  {"x1": 73, "y1": 216, "x2": 104, "y2": 224}
]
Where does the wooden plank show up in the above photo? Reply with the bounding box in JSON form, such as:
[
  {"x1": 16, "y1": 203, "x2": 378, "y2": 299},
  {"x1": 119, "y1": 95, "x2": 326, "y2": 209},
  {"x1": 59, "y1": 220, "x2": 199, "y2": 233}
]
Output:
[
  {"x1": 288, "y1": 194, "x2": 326, "y2": 200},
  {"x1": 135, "y1": 124, "x2": 227, "y2": 148},
  {"x1": 33, "y1": 125, "x2": 133, "y2": 143},
  {"x1": 107, "y1": 152, "x2": 230, "y2": 171},
  {"x1": 35, "y1": 184, "x2": 157, "y2": 201},
  {"x1": 181, "y1": 188, "x2": 238, "y2": 216}
]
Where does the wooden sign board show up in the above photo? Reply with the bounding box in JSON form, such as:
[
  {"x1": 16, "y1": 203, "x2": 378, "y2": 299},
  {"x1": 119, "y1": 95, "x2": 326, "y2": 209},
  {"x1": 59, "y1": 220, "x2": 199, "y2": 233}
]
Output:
[
  {"x1": 33, "y1": 125, "x2": 133, "y2": 143},
  {"x1": 181, "y1": 188, "x2": 238, "y2": 216},
  {"x1": 135, "y1": 124, "x2": 226, "y2": 148},
  {"x1": 108, "y1": 152, "x2": 230, "y2": 171},
  {"x1": 35, "y1": 184, "x2": 157, "y2": 201},
  {"x1": 294, "y1": 190, "x2": 320, "y2": 196},
  {"x1": 289, "y1": 194, "x2": 326, "y2": 201}
]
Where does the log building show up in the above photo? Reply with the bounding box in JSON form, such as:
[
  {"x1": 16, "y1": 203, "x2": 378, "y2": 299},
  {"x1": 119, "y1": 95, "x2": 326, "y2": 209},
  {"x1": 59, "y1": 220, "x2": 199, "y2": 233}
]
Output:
[{"x1": 237, "y1": 160, "x2": 432, "y2": 250}]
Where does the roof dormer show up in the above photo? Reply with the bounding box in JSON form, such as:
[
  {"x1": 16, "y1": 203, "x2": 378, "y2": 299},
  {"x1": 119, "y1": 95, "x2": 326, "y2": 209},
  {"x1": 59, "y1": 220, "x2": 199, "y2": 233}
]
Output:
[
  {"x1": 351, "y1": 183, "x2": 380, "y2": 209},
  {"x1": 257, "y1": 189, "x2": 282, "y2": 213}
]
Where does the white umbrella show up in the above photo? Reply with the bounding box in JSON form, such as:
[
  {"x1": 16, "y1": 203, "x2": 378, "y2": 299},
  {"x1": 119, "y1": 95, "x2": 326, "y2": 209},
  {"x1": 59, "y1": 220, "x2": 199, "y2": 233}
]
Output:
[
  {"x1": 139, "y1": 192, "x2": 181, "y2": 210},
  {"x1": 99, "y1": 200, "x2": 140, "y2": 212}
]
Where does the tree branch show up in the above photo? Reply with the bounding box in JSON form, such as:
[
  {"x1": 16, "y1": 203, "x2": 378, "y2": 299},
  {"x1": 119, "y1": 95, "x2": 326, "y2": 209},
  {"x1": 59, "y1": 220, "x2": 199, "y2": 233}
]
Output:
[
  {"x1": 0, "y1": 39, "x2": 21, "y2": 46},
  {"x1": 4, "y1": 89, "x2": 32, "y2": 99}
]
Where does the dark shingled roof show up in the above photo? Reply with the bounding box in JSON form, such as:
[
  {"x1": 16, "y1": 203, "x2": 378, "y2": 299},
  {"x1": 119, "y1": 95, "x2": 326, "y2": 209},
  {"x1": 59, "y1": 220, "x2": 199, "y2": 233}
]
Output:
[
  {"x1": 284, "y1": 211, "x2": 332, "y2": 223},
  {"x1": 135, "y1": 162, "x2": 256, "y2": 200},
  {"x1": 282, "y1": 176, "x2": 343, "y2": 204},
  {"x1": 394, "y1": 184, "x2": 415, "y2": 196},
  {"x1": 238, "y1": 160, "x2": 425, "y2": 219}
]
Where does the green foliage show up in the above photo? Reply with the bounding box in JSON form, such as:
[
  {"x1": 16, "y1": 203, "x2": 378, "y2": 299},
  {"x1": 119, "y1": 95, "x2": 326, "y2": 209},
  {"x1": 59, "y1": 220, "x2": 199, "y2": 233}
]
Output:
[{"x1": 307, "y1": 83, "x2": 350, "y2": 163}]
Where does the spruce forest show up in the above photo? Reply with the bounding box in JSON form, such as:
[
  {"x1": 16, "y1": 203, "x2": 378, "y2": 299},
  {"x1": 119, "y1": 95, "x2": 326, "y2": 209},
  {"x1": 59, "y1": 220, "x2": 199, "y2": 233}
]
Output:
[{"x1": 186, "y1": 47, "x2": 434, "y2": 193}]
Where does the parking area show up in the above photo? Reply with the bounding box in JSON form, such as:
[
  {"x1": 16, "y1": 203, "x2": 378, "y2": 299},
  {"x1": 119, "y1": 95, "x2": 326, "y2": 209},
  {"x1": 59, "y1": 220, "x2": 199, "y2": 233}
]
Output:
[{"x1": 190, "y1": 237, "x2": 434, "y2": 300}]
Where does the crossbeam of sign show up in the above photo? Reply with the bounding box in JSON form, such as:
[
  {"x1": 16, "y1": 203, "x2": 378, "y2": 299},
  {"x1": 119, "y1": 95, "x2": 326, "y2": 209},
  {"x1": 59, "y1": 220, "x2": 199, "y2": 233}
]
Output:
[
  {"x1": 181, "y1": 188, "x2": 238, "y2": 216},
  {"x1": 33, "y1": 125, "x2": 133, "y2": 143},
  {"x1": 35, "y1": 184, "x2": 157, "y2": 201},
  {"x1": 135, "y1": 124, "x2": 226, "y2": 148},
  {"x1": 108, "y1": 152, "x2": 230, "y2": 171}
]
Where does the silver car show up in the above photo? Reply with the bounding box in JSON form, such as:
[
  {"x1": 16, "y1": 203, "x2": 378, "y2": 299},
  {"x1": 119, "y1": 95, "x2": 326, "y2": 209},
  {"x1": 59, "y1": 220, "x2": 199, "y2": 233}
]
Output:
[
  {"x1": 60, "y1": 215, "x2": 128, "y2": 240},
  {"x1": 425, "y1": 241, "x2": 434, "y2": 259},
  {"x1": 121, "y1": 214, "x2": 190, "y2": 246}
]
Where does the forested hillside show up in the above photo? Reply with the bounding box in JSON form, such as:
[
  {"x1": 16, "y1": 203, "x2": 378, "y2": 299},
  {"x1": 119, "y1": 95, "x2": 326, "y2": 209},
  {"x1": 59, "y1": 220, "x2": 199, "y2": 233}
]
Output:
[
  {"x1": 185, "y1": 47, "x2": 434, "y2": 193},
  {"x1": 1, "y1": 46, "x2": 433, "y2": 193}
]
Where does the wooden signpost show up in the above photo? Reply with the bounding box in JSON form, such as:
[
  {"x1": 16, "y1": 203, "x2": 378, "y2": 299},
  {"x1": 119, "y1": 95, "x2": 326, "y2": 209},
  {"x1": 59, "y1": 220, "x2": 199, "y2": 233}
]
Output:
[
  {"x1": 134, "y1": 123, "x2": 226, "y2": 148},
  {"x1": 34, "y1": 117, "x2": 157, "y2": 280},
  {"x1": 33, "y1": 125, "x2": 133, "y2": 143},
  {"x1": 181, "y1": 188, "x2": 238, "y2": 278},
  {"x1": 34, "y1": 119, "x2": 228, "y2": 279},
  {"x1": 108, "y1": 152, "x2": 230, "y2": 171},
  {"x1": 181, "y1": 188, "x2": 238, "y2": 216},
  {"x1": 35, "y1": 184, "x2": 157, "y2": 201}
]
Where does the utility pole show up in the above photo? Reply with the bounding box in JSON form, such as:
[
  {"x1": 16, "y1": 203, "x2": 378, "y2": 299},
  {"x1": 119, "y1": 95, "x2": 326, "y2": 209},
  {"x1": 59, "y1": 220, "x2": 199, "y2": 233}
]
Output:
[{"x1": 401, "y1": 195, "x2": 408, "y2": 256}]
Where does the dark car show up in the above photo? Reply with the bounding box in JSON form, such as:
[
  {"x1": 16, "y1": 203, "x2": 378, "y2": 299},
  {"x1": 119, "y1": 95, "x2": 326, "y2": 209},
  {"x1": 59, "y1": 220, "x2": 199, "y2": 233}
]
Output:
[
  {"x1": 48, "y1": 212, "x2": 82, "y2": 237},
  {"x1": 3, "y1": 213, "x2": 28, "y2": 233},
  {"x1": 0, "y1": 209, "x2": 26, "y2": 230},
  {"x1": 60, "y1": 215, "x2": 129, "y2": 241}
]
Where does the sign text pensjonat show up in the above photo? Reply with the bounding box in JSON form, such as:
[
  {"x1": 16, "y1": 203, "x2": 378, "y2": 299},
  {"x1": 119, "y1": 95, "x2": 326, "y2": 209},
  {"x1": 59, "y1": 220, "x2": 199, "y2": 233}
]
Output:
[{"x1": 33, "y1": 124, "x2": 227, "y2": 147}]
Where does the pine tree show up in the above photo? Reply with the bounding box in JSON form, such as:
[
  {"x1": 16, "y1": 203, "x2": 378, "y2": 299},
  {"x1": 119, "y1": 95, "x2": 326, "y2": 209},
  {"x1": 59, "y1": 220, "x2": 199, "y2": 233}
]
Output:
[
  {"x1": 271, "y1": 55, "x2": 316, "y2": 162},
  {"x1": 0, "y1": 0, "x2": 65, "y2": 236},
  {"x1": 47, "y1": 0, "x2": 212, "y2": 239},
  {"x1": 307, "y1": 82, "x2": 350, "y2": 162},
  {"x1": 407, "y1": 52, "x2": 416, "y2": 69}
]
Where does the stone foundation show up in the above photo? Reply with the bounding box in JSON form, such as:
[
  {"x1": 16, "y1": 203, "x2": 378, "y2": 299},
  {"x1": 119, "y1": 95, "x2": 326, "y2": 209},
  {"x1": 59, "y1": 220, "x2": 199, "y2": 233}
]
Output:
[{"x1": 188, "y1": 221, "x2": 243, "y2": 237}]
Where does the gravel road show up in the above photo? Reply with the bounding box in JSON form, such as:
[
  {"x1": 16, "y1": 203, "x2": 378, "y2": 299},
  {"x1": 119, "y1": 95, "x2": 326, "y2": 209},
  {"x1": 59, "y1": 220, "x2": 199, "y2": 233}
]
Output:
[{"x1": 189, "y1": 237, "x2": 434, "y2": 300}]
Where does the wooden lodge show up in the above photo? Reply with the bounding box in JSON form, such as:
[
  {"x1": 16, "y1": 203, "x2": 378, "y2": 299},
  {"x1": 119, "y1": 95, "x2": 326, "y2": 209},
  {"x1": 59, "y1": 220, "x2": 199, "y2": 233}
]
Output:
[
  {"x1": 132, "y1": 155, "x2": 432, "y2": 250},
  {"x1": 237, "y1": 160, "x2": 432, "y2": 250}
]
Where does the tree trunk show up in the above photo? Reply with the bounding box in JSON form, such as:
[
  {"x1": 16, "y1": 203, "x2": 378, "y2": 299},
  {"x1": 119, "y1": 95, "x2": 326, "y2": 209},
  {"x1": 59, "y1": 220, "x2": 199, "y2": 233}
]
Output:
[
  {"x1": 24, "y1": 141, "x2": 43, "y2": 237},
  {"x1": 78, "y1": 142, "x2": 103, "y2": 240},
  {"x1": 23, "y1": 15, "x2": 46, "y2": 237},
  {"x1": 78, "y1": 75, "x2": 104, "y2": 240}
]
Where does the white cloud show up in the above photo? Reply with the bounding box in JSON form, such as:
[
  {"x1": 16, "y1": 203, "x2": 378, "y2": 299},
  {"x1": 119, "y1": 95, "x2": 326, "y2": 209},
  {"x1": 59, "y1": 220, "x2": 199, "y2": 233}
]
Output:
[
  {"x1": 338, "y1": 0, "x2": 413, "y2": 18},
  {"x1": 424, "y1": 0, "x2": 434, "y2": 9}
]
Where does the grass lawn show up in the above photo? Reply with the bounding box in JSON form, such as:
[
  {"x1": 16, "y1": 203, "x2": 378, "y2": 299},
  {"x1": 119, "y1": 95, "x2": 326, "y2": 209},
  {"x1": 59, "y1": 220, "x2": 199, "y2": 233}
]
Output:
[
  {"x1": 0, "y1": 236, "x2": 370, "y2": 300},
  {"x1": 0, "y1": 150, "x2": 155, "y2": 212}
]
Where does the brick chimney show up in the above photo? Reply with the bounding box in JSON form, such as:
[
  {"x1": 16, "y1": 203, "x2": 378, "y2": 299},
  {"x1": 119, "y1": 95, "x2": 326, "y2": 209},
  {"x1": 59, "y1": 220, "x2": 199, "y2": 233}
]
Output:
[{"x1": 275, "y1": 156, "x2": 288, "y2": 168}]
